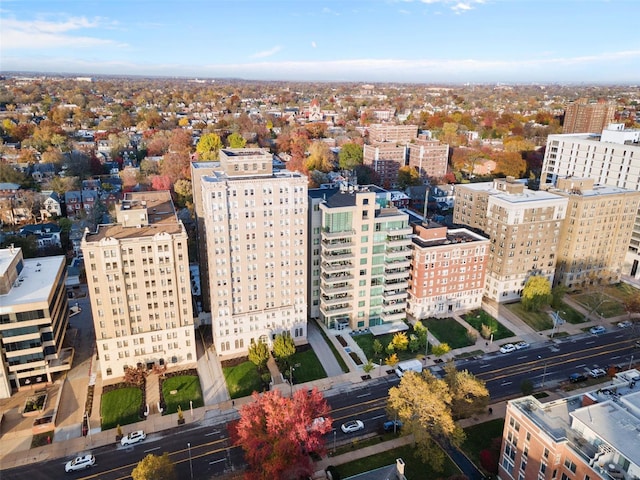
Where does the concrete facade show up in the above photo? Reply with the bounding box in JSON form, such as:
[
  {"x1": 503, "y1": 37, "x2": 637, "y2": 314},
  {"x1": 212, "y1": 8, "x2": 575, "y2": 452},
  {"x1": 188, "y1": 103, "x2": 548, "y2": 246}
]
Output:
[
  {"x1": 81, "y1": 191, "x2": 196, "y2": 380},
  {"x1": 0, "y1": 247, "x2": 70, "y2": 398},
  {"x1": 198, "y1": 148, "x2": 309, "y2": 358}
]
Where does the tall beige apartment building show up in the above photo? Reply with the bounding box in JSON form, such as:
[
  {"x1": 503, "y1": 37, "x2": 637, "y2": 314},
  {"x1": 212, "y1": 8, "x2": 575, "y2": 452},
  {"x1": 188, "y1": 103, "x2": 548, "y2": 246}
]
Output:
[
  {"x1": 562, "y1": 98, "x2": 616, "y2": 134},
  {"x1": 368, "y1": 124, "x2": 418, "y2": 144},
  {"x1": 408, "y1": 219, "x2": 489, "y2": 319},
  {"x1": 316, "y1": 185, "x2": 412, "y2": 333},
  {"x1": 197, "y1": 148, "x2": 308, "y2": 358},
  {"x1": 407, "y1": 133, "x2": 450, "y2": 181},
  {"x1": 0, "y1": 247, "x2": 71, "y2": 398},
  {"x1": 548, "y1": 177, "x2": 640, "y2": 289},
  {"x1": 81, "y1": 191, "x2": 196, "y2": 380},
  {"x1": 363, "y1": 143, "x2": 408, "y2": 189},
  {"x1": 500, "y1": 370, "x2": 640, "y2": 480},
  {"x1": 453, "y1": 178, "x2": 568, "y2": 302},
  {"x1": 541, "y1": 124, "x2": 640, "y2": 281}
]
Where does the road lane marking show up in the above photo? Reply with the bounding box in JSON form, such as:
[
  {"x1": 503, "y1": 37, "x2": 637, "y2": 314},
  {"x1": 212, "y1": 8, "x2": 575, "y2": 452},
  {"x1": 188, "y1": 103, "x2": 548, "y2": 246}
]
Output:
[
  {"x1": 357, "y1": 393, "x2": 371, "y2": 398},
  {"x1": 144, "y1": 447, "x2": 160, "y2": 453},
  {"x1": 575, "y1": 364, "x2": 586, "y2": 368},
  {"x1": 371, "y1": 414, "x2": 385, "y2": 420},
  {"x1": 205, "y1": 430, "x2": 221, "y2": 436},
  {"x1": 611, "y1": 355, "x2": 621, "y2": 359},
  {"x1": 501, "y1": 381, "x2": 512, "y2": 386},
  {"x1": 210, "y1": 459, "x2": 225, "y2": 465}
]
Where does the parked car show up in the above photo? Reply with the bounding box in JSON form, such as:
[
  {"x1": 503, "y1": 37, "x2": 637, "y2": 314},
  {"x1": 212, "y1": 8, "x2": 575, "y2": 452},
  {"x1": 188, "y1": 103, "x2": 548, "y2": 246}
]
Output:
[
  {"x1": 65, "y1": 454, "x2": 95, "y2": 472},
  {"x1": 383, "y1": 420, "x2": 403, "y2": 432},
  {"x1": 589, "y1": 326, "x2": 606, "y2": 335},
  {"x1": 341, "y1": 420, "x2": 364, "y2": 434},
  {"x1": 617, "y1": 321, "x2": 632, "y2": 328},
  {"x1": 588, "y1": 368, "x2": 607, "y2": 378},
  {"x1": 500, "y1": 343, "x2": 516, "y2": 354},
  {"x1": 515, "y1": 341, "x2": 530, "y2": 350},
  {"x1": 569, "y1": 373, "x2": 588, "y2": 383},
  {"x1": 120, "y1": 430, "x2": 146, "y2": 446}
]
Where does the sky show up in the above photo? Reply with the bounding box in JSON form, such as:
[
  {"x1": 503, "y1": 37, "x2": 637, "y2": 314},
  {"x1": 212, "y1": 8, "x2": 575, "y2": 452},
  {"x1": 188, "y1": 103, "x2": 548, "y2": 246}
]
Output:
[{"x1": 1, "y1": 0, "x2": 639, "y2": 84}]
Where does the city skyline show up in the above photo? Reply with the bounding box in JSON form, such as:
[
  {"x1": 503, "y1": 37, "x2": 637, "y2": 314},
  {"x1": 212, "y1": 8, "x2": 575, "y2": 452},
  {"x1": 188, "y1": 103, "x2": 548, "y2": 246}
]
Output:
[{"x1": 1, "y1": 0, "x2": 639, "y2": 83}]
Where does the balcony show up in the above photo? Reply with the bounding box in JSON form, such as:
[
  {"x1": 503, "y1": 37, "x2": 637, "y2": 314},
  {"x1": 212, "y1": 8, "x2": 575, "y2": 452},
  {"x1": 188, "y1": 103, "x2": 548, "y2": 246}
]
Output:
[
  {"x1": 386, "y1": 258, "x2": 411, "y2": 269},
  {"x1": 320, "y1": 303, "x2": 351, "y2": 316},
  {"x1": 321, "y1": 249, "x2": 354, "y2": 262},
  {"x1": 322, "y1": 229, "x2": 355, "y2": 240},
  {"x1": 384, "y1": 280, "x2": 409, "y2": 290},
  {"x1": 322, "y1": 272, "x2": 354, "y2": 284},
  {"x1": 321, "y1": 282, "x2": 352, "y2": 295},
  {"x1": 385, "y1": 248, "x2": 411, "y2": 260},
  {"x1": 383, "y1": 290, "x2": 409, "y2": 301},
  {"x1": 322, "y1": 239, "x2": 353, "y2": 251},
  {"x1": 321, "y1": 293, "x2": 353, "y2": 306},
  {"x1": 322, "y1": 261, "x2": 354, "y2": 273},
  {"x1": 380, "y1": 311, "x2": 406, "y2": 322},
  {"x1": 388, "y1": 226, "x2": 412, "y2": 236},
  {"x1": 386, "y1": 236, "x2": 412, "y2": 248},
  {"x1": 384, "y1": 268, "x2": 409, "y2": 281}
]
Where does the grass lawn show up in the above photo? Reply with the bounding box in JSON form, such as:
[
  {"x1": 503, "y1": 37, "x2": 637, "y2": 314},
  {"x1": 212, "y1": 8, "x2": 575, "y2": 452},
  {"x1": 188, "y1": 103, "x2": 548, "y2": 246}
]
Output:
[
  {"x1": 101, "y1": 386, "x2": 143, "y2": 430},
  {"x1": 463, "y1": 309, "x2": 514, "y2": 341},
  {"x1": 161, "y1": 375, "x2": 204, "y2": 415},
  {"x1": 571, "y1": 292, "x2": 625, "y2": 318},
  {"x1": 461, "y1": 418, "x2": 505, "y2": 466},
  {"x1": 290, "y1": 347, "x2": 327, "y2": 384},
  {"x1": 315, "y1": 324, "x2": 349, "y2": 373},
  {"x1": 423, "y1": 317, "x2": 475, "y2": 349},
  {"x1": 556, "y1": 302, "x2": 585, "y2": 324},
  {"x1": 505, "y1": 303, "x2": 553, "y2": 331},
  {"x1": 223, "y1": 361, "x2": 263, "y2": 399},
  {"x1": 333, "y1": 444, "x2": 460, "y2": 480},
  {"x1": 352, "y1": 333, "x2": 423, "y2": 362},
  {"x1": 604, "y1": 282, "x2": 640, "y2": 302}
]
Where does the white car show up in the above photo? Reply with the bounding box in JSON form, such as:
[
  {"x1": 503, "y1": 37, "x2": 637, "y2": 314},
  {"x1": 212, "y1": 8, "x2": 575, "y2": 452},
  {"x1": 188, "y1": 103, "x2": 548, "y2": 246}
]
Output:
[
  {"x1": 515, "y1": 341, "x2": 530, "y2": 350},
  {"x1": 617, "y1": 321, "x2": 632, "y2": 328},
  {"x1": 341, "y1": 420, "x2": 364, "y2": 434},
  {"x1": 589, "y1": 368, "x2": 607, "y2": 378},
  {"x1": 120, "y1": 430, "x2": 146, "y2": 446},
  {"x1": 65, "y1": 454, "x2": 95, "y2": 472},
  {"x1": 589, "y1": 326, "x2": 606, "y2": 335},
  {"x1": 499, "y1": 343, "x2": 516, "y2": 354}
]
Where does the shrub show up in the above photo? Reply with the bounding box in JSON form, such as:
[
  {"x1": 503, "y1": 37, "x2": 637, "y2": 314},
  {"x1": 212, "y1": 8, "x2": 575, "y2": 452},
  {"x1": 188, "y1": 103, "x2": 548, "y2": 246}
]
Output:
[{"x1": 481, "y1": 324, "x2": 493, "y2": 340}]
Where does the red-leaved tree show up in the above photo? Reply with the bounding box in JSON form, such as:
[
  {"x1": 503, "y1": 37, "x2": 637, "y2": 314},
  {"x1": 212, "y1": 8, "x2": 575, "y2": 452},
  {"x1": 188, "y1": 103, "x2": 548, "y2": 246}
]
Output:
[{"x1": 234, "y1": 388, "x2": 332, "y2": 480}]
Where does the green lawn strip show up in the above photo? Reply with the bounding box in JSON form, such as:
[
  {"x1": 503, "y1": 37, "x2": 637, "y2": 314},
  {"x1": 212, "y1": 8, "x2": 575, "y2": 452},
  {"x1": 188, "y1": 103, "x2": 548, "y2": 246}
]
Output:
[
  {"x1": 315, "y1": 323, "x2": 350, "y2": 373},
  {"x1": 161, "y1": 375, "x2": 204, "y2": 415},
  {"x1": 505, "y1": 303, "x2": 553, "y2": 331},
  {"x1": 423, "y1": 317, "x2": 474, "y2": 349},
  {"x1": 31, "y1": 431, "x2": 54, "y2": 448},
  {"x1": 332, "y1": 433, "x2": 395, "y2": 456},
  {"x1": 463, "y1": 309, "x2": 514, "y2": 340},
  {"x1": 570, "y1": 293, "x2": 624, "y2": 318},
  {"x1": 101, "y1": 386, "x2": 143, "y2": 430},
  {"x1": 557, "y1": 302, "x2": 585, "y2": 324},
  {"x1": 290, "y1": 348, "x2": 327, "y2": 384},
  {"x1": 454, "y1": 349, "x2": 485, "y2": 360},
  {"x1": 223, "y1": 361, "x2": 263, "y2": 399},
  {"x1": 604, "y1": 283, "x2": 640, "y2": 302},
  {"x1": 461, "y1": 418, "x2": 505, "y2": 466},
  {"x1": 333, "y1": 443, "x2": 460, "y2": 479},
  {"x1": 353, "y1": 333, "x2": 423, "y2": 362}
]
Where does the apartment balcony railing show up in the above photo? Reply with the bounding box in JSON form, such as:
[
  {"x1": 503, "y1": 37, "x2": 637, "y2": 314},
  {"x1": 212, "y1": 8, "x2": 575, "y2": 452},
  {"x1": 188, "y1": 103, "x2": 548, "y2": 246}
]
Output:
[
  {"x1": 321, "y1": 249, "x2": 355, "y2": 262},
  {"x1": 382, "y1": 290, "x2": 409, "y2": 301},
  {"x1": 322, "y1": 272, "x2": 354, "y2": 283},
  {"x1": 322, "y1": 229, "x2": 355, "y2": 240},
  {"x1": 322, "y1": 239, "x2": 354, "y2": 250},
  {"x1": 320, "y1": 303, "x2": 351, "y2": 316},
  {"x1": 321, "y1": 294, "x2": 353, "y2": 306},
  {"x1": 380, "y1": 311, "x2": 406, "y2": 322},
  {"x1": 322, "y1": 261, "x2": 354, "y2": 273},
  {"x1": 320, "y1": 282, "x2": 352, "y2": 295},
  {"x1": 386, "y1": 236, "x2": 412, "y2": 248},
  {"x1": 385, "y1": 248, "x2": 412, "y2": 259}
]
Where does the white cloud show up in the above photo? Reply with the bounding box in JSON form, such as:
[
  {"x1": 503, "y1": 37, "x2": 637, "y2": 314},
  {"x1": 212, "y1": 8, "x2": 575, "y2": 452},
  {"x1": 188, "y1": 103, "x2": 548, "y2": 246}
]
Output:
[
  {"x1": 250, "y1": 45, "x2": 282, "y2": 59},
  {"x1": 0, "y1": 15, "x2": 125, "y2": 50},
  {"x1": 311, "y1": 41, "x2": 317, "y2": 48}
]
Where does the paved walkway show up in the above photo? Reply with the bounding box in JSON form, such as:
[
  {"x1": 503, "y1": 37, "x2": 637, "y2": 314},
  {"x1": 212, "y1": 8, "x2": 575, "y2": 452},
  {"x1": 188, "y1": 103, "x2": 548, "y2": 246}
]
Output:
[{"x1": 307, "y1": 320, "x2": 344, "y2": 377}]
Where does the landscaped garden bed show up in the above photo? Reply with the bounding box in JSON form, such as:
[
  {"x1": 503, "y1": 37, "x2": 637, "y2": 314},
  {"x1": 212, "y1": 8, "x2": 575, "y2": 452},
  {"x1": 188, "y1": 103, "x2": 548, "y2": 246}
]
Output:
[
  {"x1": 222, "y1": 357, "x2": 265, "y2": 399},
  {"x1": 463, "y1": 309, "x2": 514, "y2": 341},
  {"x1": 22, "y1": 391, "x2": 47, "y2": 417},
  {"x1": 101, "y1": 382, "x2": 145, "y2": 430},
  {"x1": 159, "y1": 368, "x2": 203, "y2": 415}
]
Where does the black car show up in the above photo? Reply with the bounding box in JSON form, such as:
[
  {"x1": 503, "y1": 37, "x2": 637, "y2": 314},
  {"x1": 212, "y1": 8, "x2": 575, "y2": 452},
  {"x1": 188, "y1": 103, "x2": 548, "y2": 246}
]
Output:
[{"x1": 569, "y1": 373, "x2": 588, "y2": 383}]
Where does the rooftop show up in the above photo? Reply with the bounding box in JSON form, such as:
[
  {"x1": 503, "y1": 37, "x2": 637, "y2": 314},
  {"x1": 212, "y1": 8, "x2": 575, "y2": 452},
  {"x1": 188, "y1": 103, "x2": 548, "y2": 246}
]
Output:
[{"x1": 0, "y1": 255, "x2": 65, "y2": 307}]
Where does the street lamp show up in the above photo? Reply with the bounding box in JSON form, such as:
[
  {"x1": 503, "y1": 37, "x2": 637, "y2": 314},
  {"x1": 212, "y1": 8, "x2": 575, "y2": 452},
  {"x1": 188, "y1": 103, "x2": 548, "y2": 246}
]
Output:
[
  {"x1": 551, "y1": 311, "x2": 565, "y2": 338},
  {"x1": 187, "y1": 442, "x2": 193, "y2": 480},
  {"x1": 333, "y1": 430, "x2": 337, "y2": 454},
  {"x1": 289, "y1": 363, "x2": 300, "y2": 397}
]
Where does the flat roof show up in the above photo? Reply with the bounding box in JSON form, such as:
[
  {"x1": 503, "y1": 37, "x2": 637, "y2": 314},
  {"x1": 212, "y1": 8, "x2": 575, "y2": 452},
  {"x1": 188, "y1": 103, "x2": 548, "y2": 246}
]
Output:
[
  {"x1": 0, "y1": 256, "x2": 65, "y2": 309},
  {"x1": 412, "y1": 228, "x2": 489, "y2": 248}
]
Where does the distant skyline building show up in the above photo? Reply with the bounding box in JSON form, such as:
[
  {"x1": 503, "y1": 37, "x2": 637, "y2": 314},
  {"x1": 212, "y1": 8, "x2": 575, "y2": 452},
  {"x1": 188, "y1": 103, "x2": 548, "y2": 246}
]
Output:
[
  {"x1": 363, "y1": 143, "x2": 408, "y2": 189},
  {"x1": 0, "y1": 247, "x2": 71, "y2": 398},
  {"x1": 548, "y1": 177, "x2": 640, "y2": 289},
  {"x1": 562, "y1": 98, "x2": 616, "y2": 134},
  {"x1": 407, "y1": 219, "x2": 489, "y2": 319},
  {"x1": 368, "y1": 124, "x2": 418, "y2": 144},
  {"x1": 453, "y1": 177, "x2": 568, "y2": 302},
  {"x1": 541, "y1": 123, "x2": 640, "y2": 280},
  {"x1": 314, "y1": 184, "x2": 412, "y2": 333},
  {"x1": 81, "y1": 191, "x2": 196, "y2": 380},
  {"x1": 198, "y1": 148, "x2": 309, "y2": 358}
]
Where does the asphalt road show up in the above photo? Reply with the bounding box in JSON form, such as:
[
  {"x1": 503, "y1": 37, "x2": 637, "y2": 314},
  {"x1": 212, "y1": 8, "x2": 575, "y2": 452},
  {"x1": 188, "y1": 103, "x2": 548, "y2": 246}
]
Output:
[{"x1": 3, "y1": 330, "x2": 639, "y2": 480}]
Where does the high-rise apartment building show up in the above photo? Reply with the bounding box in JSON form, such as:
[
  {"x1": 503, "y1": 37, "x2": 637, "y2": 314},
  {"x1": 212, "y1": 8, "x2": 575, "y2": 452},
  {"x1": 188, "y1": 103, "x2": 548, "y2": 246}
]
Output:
[
  {"x1": 453, "y1": 178, "x2": 567, "y2": 302},
  {"x1": 315, "y1": 185, "x2": 412, "y2": 332},
  {"x1": 407, "y1": 134, "x2": 450, "y2": 181},
  {"x1": 407, "y1": 219, "x2": 489, "y2": 320},
  {"x1": 81, "y1": 191, "x2": 195, "y2": 380},
  {"x1": 368, "y1": 124, "x2": 418, "y2": 144},
  {"x1": 198, "y1": 148, "x2": 308, "y2": 358},
  {"x1": 0, "y1": 247, "x2": 71, "y2": 398},
  {"x1": 363, "y1": 143, "x2": 408, "y2": 189},
  {"x1": 562, "y1": 98, "x2": 616, "y2": 134},
  {"x1": 541, "y1": 124, "x2": 640, "y2": 280},
  {"x1": 500, "y1": 369, "x2": 640, "y2": 480},
  {"x1": 548, "y1": 177, "x2": 640, "y2": 289}
]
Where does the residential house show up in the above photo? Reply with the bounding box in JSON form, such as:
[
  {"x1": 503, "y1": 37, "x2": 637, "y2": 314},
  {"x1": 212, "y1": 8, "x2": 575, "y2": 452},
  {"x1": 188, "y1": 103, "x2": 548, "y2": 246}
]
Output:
[
  {"x1": 40, "y1": 190, "x2": 62, "y2": 219},
  {"x1": 18, "y1": 223, "x2": 62, "y2": 249}
]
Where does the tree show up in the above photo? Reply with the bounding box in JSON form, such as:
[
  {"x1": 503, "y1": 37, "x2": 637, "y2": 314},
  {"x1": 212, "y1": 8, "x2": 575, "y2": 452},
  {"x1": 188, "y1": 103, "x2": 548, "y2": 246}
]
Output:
[
  {"x1": 550, "y1": 284, "x2": 567, "y2": 309},
  {"x1": 385, "y1": 353, "x2": 399, "y2": 367},
  {"x1": 391, "y1": 332, "x2": 409, "y2": 352},
  {"x1": 234, "y1": 389, "x2": 332, "y2": 480},
  {"x1": 227, "y1": 132, "x2": 247, "y2": 148},
  {"x1": 372, "y1": 339, "x2": 384, "y2": 357},
  {"x1": 520, "y1": 379, "x2": 534, "y2": 396},
  {"x1": 362, "y1": 359, "x2": 375, "y2": 375},
  {"x1": 248, "y1": 341, "x2": 270, "y2": 372},
  {"x1": 353, "y1": 164, "x2": 380, "y2": 186},
  {"x1": 432, "y1": 343, "x2": 451, "y2": 357},
  {"x1": 338, "y1": 143, "x2": 363, "y2": 171},
  {"x1": 397, "y1": 166, "x2": 422, "y2": 189},
  {"x1": 131, "y1": 452, "x2": 176, "y2": 480},
  {"x1": 196, "y1": 133, "x2": 222, "y2": 161},
  {"x1": 272, "y1": 333, "x2": 296, "y2": 366},
  {"x1": 443, "y1": 364, "x2": 489, "y2": 420},
  {"x1": 173, "y1": 179, "x2": 193, "y2": 206},
  {"x1": 387, "y1": 371, "x2": 464, "y2": 471},
  {"x1": 305, "y1": 141, "x2": 333, "y2": 173},
  {"x1": 522, "y1": 275, "x2": 552, "y2": 311}
]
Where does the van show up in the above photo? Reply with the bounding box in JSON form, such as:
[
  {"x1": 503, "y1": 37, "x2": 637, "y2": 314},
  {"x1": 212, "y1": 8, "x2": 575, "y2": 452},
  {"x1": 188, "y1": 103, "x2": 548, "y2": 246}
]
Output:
[{"x1": 394, "y1": 359, "x2": 423, "y2": 378}]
